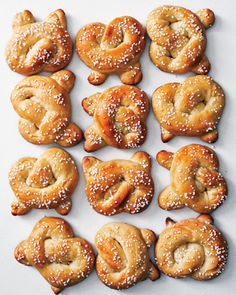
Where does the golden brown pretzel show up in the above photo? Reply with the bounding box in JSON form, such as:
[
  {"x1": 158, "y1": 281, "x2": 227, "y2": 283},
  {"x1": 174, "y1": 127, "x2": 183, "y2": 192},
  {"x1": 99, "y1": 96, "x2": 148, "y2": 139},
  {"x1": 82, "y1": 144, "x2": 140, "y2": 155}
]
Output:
[
  {"x1": 152, "y1": 75, "x2": 225, "y2": 143},
  {"x1": 82, "y1": 85, "x2": 149, "y2": 151},
  {"x1": 83, "y1": 151, "x2": 154, "y2": 215},
  {"x1": 9, "y1": 148, "x2": 79, "y2": 215},
  {"x1": 6, "y1": 9, "x2": 72, "y2": 75},
  {"x1": 15, "y1": 217, "x2": 95, "y2": 294},
  {"x1": 156, "y1": 144, "x2": 227, "y2": 213},
  {"x1": 76, "y1": 16, "x2": 145, "y2": 85},
  {"x1": 11, "y1": 70, "x2": 83, "y2": 146},
  {"x1": 146, "y1": 6, "x2": 215, "y2": 74},
  {"x1": 95, "y1": 222, "x2": 159, "y2": 289},
  {"x1": 155, "y1": 215, "x2": 228, "y2": 280}
]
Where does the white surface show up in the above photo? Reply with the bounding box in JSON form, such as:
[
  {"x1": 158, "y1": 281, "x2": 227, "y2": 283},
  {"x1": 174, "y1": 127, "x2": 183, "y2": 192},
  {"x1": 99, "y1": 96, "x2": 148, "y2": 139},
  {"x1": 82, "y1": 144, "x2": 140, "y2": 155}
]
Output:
[{"x1": 0, "y1": 0, "x2": 236, "y2": 294}]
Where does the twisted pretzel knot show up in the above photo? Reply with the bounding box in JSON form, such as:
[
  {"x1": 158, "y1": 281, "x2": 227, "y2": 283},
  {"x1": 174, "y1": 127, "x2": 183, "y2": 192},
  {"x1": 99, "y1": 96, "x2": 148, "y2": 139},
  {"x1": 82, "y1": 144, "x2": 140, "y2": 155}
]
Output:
[
  {"x1": 152, "y1": 75, "x2": 225, "y2": 143},
  {"x1": 83, "y1": 152, "x2": 154, "y2": 216},
  {"x1": 95, "y1": 222, "x2": 159, "y2": 289},
  {"x1": 6, "y1": 9, "x2": 72, "y2": 75},
  {"x1": 147, "y1": 6, "x2": 215, "y2": 74},
  {"x1": 9, "y1": 148, "x2": 79, "y2": 216},
  {"x1": 11, "y1": 70, "x2": 83, "y2": 146},
  {"x1": 15, "y1": 217, "x2": 95, "y2": 294},
  {"x1": 156, "y1": 144, "x2": 227, "y2": 213},
  {"x1": 76, "y1": 16, "x2": 145, "y2": 85},
  {"x1": 155, "y1": 215, "x2": 228, "y2": 280},
  {"x1": 82, "y1": 85, "x2": 149, "y2": 152}
]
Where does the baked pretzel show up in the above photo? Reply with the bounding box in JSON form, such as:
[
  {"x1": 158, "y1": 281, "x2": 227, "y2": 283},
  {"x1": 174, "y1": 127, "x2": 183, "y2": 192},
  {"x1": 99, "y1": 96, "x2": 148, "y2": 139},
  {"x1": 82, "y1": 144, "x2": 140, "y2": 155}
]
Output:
[
  {"x1": 6, "y1": 9, "x2": 72, "y2": 75},
  {"x1": 155, "y1": 215, "x2": 228, "y2": 280},
  {"x1": 76, "y1": 16, "x2": 145, "y2": 85},
  {"x1": 15, "y1": 217, "x2": 95, "y2": 294},
  {"x1": 11, "y1": 70, "x2": 83, "y2": 146},
  {"x1": 146, "y1": 5, "x2": 215, "y2": 74},
  {"x1": 82, "y1": 85, "x2": 149, "y2": 151},
  {"x1": 9, "y1": 148, "x2": 79, "y2": 215},
  {"x1": 152, "y1": 75, "x2": 225, "y2": 143},
  {"x1": 83, "y1": 151, "x2": 154, "y2": 215},
  {"x1": 156, "y1": 144, "x2": 227, "y2": 213},
  {"x1": 95, "y1": 222, "x2": 159, "y2": 289}
]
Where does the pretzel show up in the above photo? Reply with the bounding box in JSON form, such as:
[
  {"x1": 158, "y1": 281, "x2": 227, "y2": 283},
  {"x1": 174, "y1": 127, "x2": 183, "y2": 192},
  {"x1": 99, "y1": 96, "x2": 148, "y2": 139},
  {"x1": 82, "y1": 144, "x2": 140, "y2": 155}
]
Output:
[
  {"x1": 15, "y1": 217, "x2": 95, "y2": 294},
  {"x1": 155, "y1": 215, "x2": 228, "y2": 280},
  {"x1": 152, "y1": 75, "x2": 225, "y2": 143},
  {"x1": 146, "y1": 6, "x2": 215, "y2": 74},
  {"x1": 83, "y1": 151, "x2": 154, "y2": 215},
  {"x1": 95, "y1": 222, "x2": 159, "y2": 289},
  {"x1": 76, "y1": 16, "x2": 145, "y2": 85},
  {"x1": 9, "y1": 148, "x2": 79, "y2": 215},
  {"x1": 156, "y1": 144, "x2": 227, "y2": 213},
  {"x1": 11, "y1": 70, "x2": 83, "y2": 146},
  {"x1": 82, "y1": 85, "x2": 149, "y2": 151},
  {"x1": 6, "y1": 9, "x2": 72, "y2": 75}
]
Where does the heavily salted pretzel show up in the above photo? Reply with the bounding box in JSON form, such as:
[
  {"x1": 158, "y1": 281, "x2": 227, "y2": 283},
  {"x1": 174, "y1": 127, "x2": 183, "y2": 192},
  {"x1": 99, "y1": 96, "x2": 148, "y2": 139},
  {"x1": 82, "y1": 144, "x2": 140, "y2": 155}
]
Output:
[
  {"x1": 152, "y1": 75, "x2": 225, "y2": 143},
  {"x1": 95, "y1": 222, "x2": 159, "y2": 289},
  {"x1": 15, "y1": 217, "x2": 95, "y2": 294},
  {"x1": 76, "y1": 16, "x2": 145, "y2": 85},
  {"x1": 6, "y1": 9, "x2": 72, "y2": 75},
  {"x1": 155, "y1": 215, "x2": 228, "y2": 280},
  {"x1": 156, "y1": 144, "x2": 227, "y2": 213},
  {"x1": 146, "y1": 6, "x2": 215, "y2": 74},
  {"x1": 82, "y1": 85, "x2": 149, "y2": 152},
  {"x1": 83, "y1": 151, "x2": 154, "y2": 215},
  {"x1": 11, "y1": 70, "x2": 83, "y2": 146},
  {"x1": 9, "y1": 148, "x2": 79, "y2": 215}
]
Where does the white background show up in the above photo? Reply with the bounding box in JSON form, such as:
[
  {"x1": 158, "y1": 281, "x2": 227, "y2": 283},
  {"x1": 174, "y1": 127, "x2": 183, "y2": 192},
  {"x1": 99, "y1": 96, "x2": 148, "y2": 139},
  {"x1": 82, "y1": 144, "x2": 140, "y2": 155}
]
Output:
[{"x1": 0, "y1": 0, "x2": 236, "y2": 294}]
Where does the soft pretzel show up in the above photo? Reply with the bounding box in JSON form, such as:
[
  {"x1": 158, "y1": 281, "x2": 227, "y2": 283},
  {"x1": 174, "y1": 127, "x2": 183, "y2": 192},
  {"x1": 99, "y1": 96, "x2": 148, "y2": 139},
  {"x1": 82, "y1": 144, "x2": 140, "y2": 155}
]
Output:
[
  {"x1": 156, "y1": 144, "x2": 227, "y2": 213},
  {"x1": 146, "y1": 6, "x2": 215, "y2": 74},
  {"x1": 95, "y1": 222, "x2": 159, "y2": 289},
  {"x1": 83, "y1": 151, "x2": 154, "y2": 215},
  {"x1": 11, "y1": 70, "x2": 83, "y2": 146},
  {"x1": 15, "y1": 217, "x2": 95, "y2": 294},
  {"x1": 82, "y1": 85, "x2": 149, "y2": 151},
  {"x1": 6, "y1": 9, "x2": 72, "y2": 75},
  {"x1": 152, "y1": 75, "x2": 225, "y2": 143},
  {"x1": 76, "y1": 16, "x2": 145, "y2": 85},
  {"x1": 9, "y1": 148, "x2": 79, "y2": 215},
  {"x1": 155, "y1": 215, "x2": 228, "y2": 280}
]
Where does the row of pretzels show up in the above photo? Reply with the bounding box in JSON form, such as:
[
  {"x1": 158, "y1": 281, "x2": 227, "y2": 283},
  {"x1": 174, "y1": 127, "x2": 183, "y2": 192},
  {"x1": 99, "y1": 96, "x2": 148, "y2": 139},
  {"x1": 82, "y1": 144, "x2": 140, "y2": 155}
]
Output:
[{"x1": 5, "y1": 4, "x2": 228, "y2": 294}]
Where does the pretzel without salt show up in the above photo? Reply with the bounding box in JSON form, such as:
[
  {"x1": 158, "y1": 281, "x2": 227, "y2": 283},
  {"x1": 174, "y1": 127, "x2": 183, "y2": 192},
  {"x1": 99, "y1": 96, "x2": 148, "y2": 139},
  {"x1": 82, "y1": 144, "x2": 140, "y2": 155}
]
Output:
[
  {"x1": 152, "y1": 75, "x2": 225, "y2": 143},
  {"x1": 6, "y1": 9, "x2": 72, "y2": 75},
  {"x1": 83, "y1": 151, "x2": 154, "y2": 215},
  {"x1": 147, "y1": 5, "x2": 215, "y2": 74},
  {"x1": 155, "y1": 215, "x2": 228, "y2": 280},
  {"x1": 156, "y1": 144, "x2": 227, "y2": 213},
  {"x1": 95, "y1": 222, "x2": 159, "y2": 289},
  {"x1": 9, "y1": 148, "x2": 79, "y2": 215},
  {"x1": 11, "y1": 70, "x2": 83, "y2": 146},
  {"x1": 15, "y1": 217, "x2": 95, "y2": 294},
  {"x1": 76, "y1": 16, "x2": 145, "y2": 85},
  {"x1": 82, "y1": 85, "x2": 149, "y2": 151}
]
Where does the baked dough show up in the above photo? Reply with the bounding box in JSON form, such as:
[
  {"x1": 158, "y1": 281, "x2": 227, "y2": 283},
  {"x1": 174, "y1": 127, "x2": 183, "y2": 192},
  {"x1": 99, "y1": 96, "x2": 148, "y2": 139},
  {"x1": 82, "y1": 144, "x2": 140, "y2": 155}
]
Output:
[{"x1": 76, "y1": 16, "x2": 145, "y2": 85}]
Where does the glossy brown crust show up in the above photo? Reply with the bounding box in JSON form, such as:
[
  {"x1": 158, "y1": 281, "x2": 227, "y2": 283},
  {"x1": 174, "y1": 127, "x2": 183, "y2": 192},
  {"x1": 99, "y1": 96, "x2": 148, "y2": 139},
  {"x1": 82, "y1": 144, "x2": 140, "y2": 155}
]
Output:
[
  {"x1": 6, "y1": 9, "x2": 73, "y2": 75},
  {"x1": 11, "y1": 70, "x2": 83, "y2": 146},
  {"x1": 15, "y1": 217, "x2": 95, "y2": 294},
  {"x1": 82, "y1": 85, "x2": 149, "y2": 151},
  {"x1": 156, "y1": 144, "x2": 227, "y2": 213},
  {"x1": 146, "y1": 6, "x2": 215, "y2": 74},
  {"x1": 95, "y1": 222, "x2": 159, "y2": 289},
  {"x1": 83, "y1": 152, "x2": 154, "y2": 216},
  {"x1": 152, "y1": 75, "x2": 225, "y2": 143},
  {"x1": 76, "y1": 16, "x2": 146, "y2": 85},
  {"x1": 155, "y1": 215, "x2": 228, "y2": 280},
  {"x1": 9, "y1": 148, "x2": 79, "y2": 215}
]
